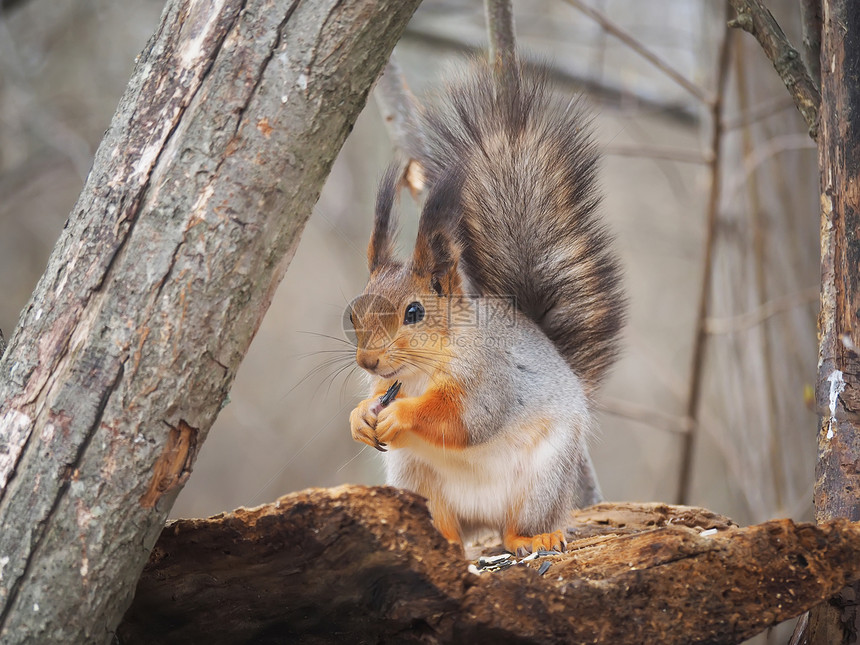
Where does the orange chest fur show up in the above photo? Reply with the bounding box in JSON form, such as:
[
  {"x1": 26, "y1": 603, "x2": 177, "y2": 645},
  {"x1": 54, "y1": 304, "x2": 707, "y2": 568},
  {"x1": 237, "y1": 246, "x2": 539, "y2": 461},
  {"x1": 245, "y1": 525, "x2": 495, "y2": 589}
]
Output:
[{"x1": 395, "y1": 381, "x2": 470, "y2": 450}]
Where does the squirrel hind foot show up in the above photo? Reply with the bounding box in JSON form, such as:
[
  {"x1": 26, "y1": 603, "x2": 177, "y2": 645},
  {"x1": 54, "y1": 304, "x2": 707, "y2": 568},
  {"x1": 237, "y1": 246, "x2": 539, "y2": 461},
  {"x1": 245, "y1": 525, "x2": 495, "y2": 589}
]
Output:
[
  {"x1": 430, "y1": 505, "x2": 464, "y2": 554},
  {"x1": 503, "y1": 529, "x2": 566, "y2": 556}
]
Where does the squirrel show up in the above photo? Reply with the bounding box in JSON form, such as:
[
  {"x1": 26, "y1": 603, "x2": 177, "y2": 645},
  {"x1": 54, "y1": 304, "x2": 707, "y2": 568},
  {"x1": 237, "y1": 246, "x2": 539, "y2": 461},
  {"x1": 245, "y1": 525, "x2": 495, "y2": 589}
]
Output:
[{"x1": 348, "y1": 58, "x2": 625, "y2": 555}]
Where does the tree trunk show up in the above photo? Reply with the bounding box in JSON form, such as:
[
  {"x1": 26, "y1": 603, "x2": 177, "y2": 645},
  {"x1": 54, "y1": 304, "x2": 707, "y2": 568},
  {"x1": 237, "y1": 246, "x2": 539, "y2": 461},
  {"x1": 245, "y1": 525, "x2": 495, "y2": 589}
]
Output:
[
  {"x1": 808, "y1": 1, "x2": 860, "y2": 642},
  {"x1": 116, "y1": 487, "x2": 860, "y2": 645},
  {"x1": 0, "y1": 0, "x2": 420, "y2": 642}
]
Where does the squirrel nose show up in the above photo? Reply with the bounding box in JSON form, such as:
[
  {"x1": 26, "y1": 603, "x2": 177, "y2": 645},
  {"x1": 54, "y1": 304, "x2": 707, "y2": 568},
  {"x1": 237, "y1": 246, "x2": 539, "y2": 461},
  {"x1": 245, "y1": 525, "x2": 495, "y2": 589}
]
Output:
[{"x1": 357, "y1": 353, "x2": 379, "y2": 372}]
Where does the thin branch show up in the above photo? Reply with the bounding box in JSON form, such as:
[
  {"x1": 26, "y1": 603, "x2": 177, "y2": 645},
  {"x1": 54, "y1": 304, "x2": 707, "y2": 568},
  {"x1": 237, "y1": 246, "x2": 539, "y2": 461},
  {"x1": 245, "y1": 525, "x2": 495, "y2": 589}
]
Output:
[
  {"x1": 484, "y1": 0, "x2": 517, "y2": 72},
  {"x1": 562, "y1": 0, "x2": 712, "y2": 105},
  {"x1": 734, "y1": 35, "x2": 785, "y2": 511},
  {"x1": 373, "y1": 55, "x2": 426, "y2": 197},
  {"x1": 727, "y1": 0, "x2": 821, "y2": 138},
  {"x1": 788, "y1": 611, "x2": 809, "y2": 645},
  {"x1": 723, "y1": 133, "x2": 817, "y2": 209},
  {"x1": 402, "y1": 27, "x2": 699, "y2": 123},
  {"x1": 704, "y1": 288, "x2": 819, "y2": 335},
  {"x1": 722, "y1": 94, "x2": 795, "y2": 130},
  {"x1": 676, "y1": 9, "x2": 734, "y2": 506},
  {"x1": 603, "y1": 144, "x2": 711, "y2": 165},
  {"x1": 0, "y1": 16, "x2": 93, "y2": 179},
  {"x1": 799, "y1": 0, "x2": 822, "y2": 88},
  {"x1": 614, "y1": 116, "x2": 695, "y2": 204},
  {"x1": 0, "y1": 0, "x2": 30, "y2": 12},
  {"x1": 374, "y1": 57, "x2": 421, "y2": 155},
  {"x1": 597, "y1": 397, "x2": 691, "y2": 435}
]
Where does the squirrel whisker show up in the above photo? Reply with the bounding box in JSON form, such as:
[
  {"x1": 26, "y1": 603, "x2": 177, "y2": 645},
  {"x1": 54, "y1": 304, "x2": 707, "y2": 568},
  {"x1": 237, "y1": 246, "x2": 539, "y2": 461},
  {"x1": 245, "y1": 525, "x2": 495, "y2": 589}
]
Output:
[
  {"x1": 322, "y1": 362, "x2": 362, "y2": 404},
  {"x1": 286, "y1": 355, "x2": 355, "y2": 401},
  {"x1": 293, "y1": 349, "x2": 355, "y2": 360},
  {"x1": 296, "y1": 329, "x2": 356, "y2": 347},
  {"x1": 388, "y1": 352, "x2": 452, "y2": 380}
]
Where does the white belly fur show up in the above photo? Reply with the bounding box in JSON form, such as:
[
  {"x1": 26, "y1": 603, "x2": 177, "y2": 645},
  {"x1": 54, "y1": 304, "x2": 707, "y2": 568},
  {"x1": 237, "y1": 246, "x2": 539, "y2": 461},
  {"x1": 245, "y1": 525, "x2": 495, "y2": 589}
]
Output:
[{"x1": 390, "y1": 421, "x2": 571, "y2": 532}]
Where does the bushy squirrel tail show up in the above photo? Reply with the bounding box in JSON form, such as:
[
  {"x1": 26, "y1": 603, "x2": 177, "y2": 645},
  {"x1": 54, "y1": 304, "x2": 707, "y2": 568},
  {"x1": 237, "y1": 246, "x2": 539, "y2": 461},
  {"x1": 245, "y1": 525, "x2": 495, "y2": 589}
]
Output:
[{"x1": 412, "y1": 59, "x2": 626, "y2": 395}]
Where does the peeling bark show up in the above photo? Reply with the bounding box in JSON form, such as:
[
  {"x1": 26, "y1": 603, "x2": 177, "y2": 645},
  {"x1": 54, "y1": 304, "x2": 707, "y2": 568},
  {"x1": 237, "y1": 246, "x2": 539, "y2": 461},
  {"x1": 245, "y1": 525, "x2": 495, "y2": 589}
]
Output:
[
  {"x1": 139, "y1": 420, "x2": 199, "y2": 509},
  {"x1": 0, "y1": 0, "x2": 421, "y2": 642},
  {"x1": 117, "y1": 486, "x2": 860, "y2": 645}
]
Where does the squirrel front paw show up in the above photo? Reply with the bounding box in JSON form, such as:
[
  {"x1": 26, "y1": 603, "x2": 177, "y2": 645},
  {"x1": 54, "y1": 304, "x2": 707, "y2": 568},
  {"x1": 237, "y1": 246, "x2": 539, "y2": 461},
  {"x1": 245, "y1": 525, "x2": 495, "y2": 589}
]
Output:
[
  {"x1": 349, "y1": 398, "x2": 383, "y2": 450},
  {"x1": 375, "y1": 401, "x2": 410, "y2": 448}
]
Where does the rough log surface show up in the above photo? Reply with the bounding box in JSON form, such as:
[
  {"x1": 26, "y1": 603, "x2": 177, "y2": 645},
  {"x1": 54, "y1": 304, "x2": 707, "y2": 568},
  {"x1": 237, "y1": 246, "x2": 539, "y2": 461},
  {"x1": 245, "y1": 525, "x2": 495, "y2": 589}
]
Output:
[
  {"x1": 0, "y1": 0, "x2": 420, "y2": 642},
  {"x1": 118, "y1": 486, "x2": 860, "y2": 645},
  {"x1": 808, "y1": 2, "x2": 860, "y2": 642}
]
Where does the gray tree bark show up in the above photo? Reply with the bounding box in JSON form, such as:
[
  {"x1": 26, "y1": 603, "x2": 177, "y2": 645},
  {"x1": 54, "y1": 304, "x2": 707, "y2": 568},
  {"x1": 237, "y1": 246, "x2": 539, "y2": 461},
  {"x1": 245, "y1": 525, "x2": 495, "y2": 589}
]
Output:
[{"x1": 0, "y1": 0, "x2": 421, "y2": 642}]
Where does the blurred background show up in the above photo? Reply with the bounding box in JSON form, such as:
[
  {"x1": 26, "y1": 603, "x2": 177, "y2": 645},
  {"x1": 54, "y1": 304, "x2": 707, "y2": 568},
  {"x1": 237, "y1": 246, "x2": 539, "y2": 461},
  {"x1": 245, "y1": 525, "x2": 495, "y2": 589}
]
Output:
[{"x1": 0, "y1": 1, "x2": 819, "y2": 636}]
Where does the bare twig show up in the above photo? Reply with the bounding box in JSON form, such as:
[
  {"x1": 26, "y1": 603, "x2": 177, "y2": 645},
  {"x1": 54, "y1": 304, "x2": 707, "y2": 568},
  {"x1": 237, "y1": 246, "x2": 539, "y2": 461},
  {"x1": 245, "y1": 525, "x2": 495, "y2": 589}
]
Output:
[
  {"x1": 562, "y1": 0, "x2": 712, "y2": 105},
  {"x1": 375, "y1": 57, "x2": 421, "y2": 156},
  {"x1": 374, "y1": 55, "x2": 426, "y2": 197},
  {"x1": 727, "y1": 0, "x2": 821, "y2": 138},
  {"x1": 484, "y1": 0, "x2": 516, "y2": 72},
  {"x1": 597, "y1": 397, "x2": 691, "y2": 435},
  {"x1": 722, "y1": 94, "x2": 795, "y2": 130},
  {"x1": 704, "y1": 287, "x2": 819, "y2": 334},
  {"x1": 723, "y1": 133, "x2": 817, "y2": 208},
  {"x1": 612, "y1": 115, "x2": 694, "y2": 203},
  {"x1": 799, "y1": 0, "x2": 822, "y2": 88},
  {"x1": 0, "y1": 16, "x2": 93, "y2": 179},
  {"x1": 0, "y1": 0, "x2": 30, "y2": 12},
  {"x1": 402, "y1": 27, "x2": 698, "y2": 123},
  {"x1": 676, "y1": 10, "x2": 733, "y2": 506},
  {"x1": 603, "y1": 144, "x2": 710, "y2": 165},
  {"x1": 592, "y1": 0, "x2": 608, "y2": 84},
  {"x1": 788, "y1": 611, "x2": 809, "y2": 645},
  {"x1": 734, "y1": 34, "x2": 785, "y2": 511}
]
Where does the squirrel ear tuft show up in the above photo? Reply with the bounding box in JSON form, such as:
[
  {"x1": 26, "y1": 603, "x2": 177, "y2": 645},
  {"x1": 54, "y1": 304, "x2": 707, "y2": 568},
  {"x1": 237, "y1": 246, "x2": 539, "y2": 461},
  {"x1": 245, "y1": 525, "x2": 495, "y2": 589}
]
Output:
[
  {"x1": 413, "y1": 169, "x2": 464, "y2": 293},
  {"x1": 368, "y1": 164, "x2": 401, "y2": 272}
]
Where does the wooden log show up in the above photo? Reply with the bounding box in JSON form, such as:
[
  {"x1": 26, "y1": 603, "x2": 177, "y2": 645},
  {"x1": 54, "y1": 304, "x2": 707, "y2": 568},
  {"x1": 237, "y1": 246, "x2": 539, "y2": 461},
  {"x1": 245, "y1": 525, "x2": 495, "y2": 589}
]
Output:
[{"x1": 117, "y1": 486, "x2": 860, "y2": 645}]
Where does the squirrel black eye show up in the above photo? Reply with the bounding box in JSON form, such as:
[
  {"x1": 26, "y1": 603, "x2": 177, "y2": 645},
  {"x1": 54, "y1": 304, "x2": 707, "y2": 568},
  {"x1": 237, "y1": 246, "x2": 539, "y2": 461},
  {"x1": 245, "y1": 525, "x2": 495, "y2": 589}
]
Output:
[{"x1": 404, "y1": 301, "x2": 425, "y2": 325}]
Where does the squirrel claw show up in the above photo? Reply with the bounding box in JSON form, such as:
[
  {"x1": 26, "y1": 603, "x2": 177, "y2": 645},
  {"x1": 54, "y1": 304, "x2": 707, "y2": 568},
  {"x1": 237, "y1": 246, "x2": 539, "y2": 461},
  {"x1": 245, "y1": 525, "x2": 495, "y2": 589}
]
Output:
[
  {"x1": 375, "y1": 403, "x2": 405, "y2": 446},
  {"x1": 504, "y1": 529, "x2": 567, "y2": 556},
  {"x1": 373, "y1": 440, "x2": 387, "y2": 452},
  {"x1": 350, "y1": 397, "x2": 382, "y2": 448}
]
